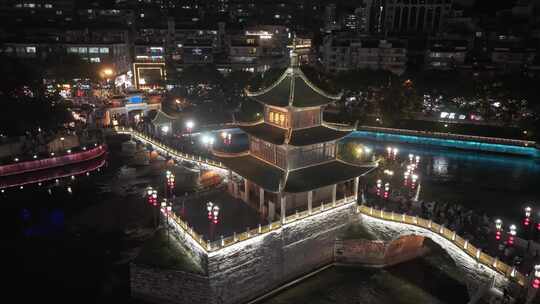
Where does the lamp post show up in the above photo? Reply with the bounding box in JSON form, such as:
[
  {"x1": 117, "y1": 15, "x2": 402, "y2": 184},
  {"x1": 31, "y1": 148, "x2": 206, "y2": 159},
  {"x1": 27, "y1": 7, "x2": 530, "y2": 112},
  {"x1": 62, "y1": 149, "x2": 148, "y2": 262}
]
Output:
[
  {"x1": 507, "y1": 224, "x2": 517, "y2": 247},
  {"x1": 161, "y1": 199, "x2": 172, "y2": 247},
  {"x1": 161, "y1": 125, "x2": 169, "y2": 138},
  {"x1": 165, "y1": 170, "x2": 175, "y2": 198},
  {"x1": 186, "y1": 120, "x2": 194, "y2": 144},
  {"x1": 212, "y1": 205, "x2": 220, "y2": 224},
  {"x1": 60, "y1": 137, "x2": 65, "y2": 151},
  {"x1": 495, "y1": 219, "x2": 503, "y2": 241}
]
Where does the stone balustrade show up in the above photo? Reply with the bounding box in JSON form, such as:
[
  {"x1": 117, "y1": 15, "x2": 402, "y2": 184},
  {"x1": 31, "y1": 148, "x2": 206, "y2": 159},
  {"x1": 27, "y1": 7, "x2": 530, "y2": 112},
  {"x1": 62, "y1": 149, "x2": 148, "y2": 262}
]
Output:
[
  {"x1": 115, "y1": 127, "x2": 225, "y2": 169},
  {"x1": 161, "y1": 196, "x2": 356, "y2": 253},
  {"x1": 357, "y1": 205, "x2": 527, "y2": 287}
]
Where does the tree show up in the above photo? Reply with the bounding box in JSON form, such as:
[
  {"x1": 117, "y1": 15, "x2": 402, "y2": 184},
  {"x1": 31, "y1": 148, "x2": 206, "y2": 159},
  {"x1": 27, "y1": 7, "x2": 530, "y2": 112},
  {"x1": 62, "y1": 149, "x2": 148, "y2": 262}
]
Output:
[
  {"x1": 178, "y1": 64, "x2": 224, "y2": 86},
  {"x1": 44, "y1": 54, "x2": 101, "y2": 82}
]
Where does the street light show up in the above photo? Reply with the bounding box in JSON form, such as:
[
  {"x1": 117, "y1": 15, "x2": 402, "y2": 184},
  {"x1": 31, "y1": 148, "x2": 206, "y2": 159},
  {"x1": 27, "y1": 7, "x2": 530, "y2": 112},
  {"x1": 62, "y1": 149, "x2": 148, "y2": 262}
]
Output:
[
  {"x1": 207, "y1": 201, "x2": 214, "y2": 219},
  {"x1": 185, "y1": 120, "x2": 195, "y2": 143},
  {"x1": 507, "y1": 224, "x2": 517, "y2": 246},
  {"x1": 161, "y1": 199, "x2": 172, "y2": 247},
  {"x1": 212, "y1": 205, "x2": 220, "y2": 224},
  {"x1": 60, "y1": 137, "x2": 65, "y2": 151},
  {"x1": 495, "y1": 219, "x2": 503, "y2": 240}
]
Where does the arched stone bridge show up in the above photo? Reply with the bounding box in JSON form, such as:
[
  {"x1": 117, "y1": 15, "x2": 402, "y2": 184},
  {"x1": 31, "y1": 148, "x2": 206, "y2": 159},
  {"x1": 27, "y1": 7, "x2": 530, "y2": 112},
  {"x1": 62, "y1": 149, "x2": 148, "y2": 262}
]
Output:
[{"x1": 357, "y1": 205, "x2": 526, "y2": 292}]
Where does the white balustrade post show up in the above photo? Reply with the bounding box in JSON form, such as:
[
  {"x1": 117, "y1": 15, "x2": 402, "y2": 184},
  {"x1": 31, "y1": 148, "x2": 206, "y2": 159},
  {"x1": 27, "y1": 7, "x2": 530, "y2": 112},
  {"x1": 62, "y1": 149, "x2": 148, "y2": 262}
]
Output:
[
  {"x1": 332, "y1": 184, "x2": 337, "y2": 207},
  {"x1": 259, "y1": 187, "x2": 264, "y2": 213},
  {"x1": 354, "y1": 177, "x2": 360, "y2": 201},
  {"x1": 280, "y1": 194, "x2": 286, "y2": 224},
  {"x1": 308, "y1": 190, "x2": 313, "y2": 215}
]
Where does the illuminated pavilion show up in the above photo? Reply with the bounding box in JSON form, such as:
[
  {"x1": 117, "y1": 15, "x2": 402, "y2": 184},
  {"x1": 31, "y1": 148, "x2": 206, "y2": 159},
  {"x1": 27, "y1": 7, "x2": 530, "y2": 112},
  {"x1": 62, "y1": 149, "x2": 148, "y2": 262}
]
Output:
[{"x1": 214, "y1": 49, "x2": 377, "y2": 222}]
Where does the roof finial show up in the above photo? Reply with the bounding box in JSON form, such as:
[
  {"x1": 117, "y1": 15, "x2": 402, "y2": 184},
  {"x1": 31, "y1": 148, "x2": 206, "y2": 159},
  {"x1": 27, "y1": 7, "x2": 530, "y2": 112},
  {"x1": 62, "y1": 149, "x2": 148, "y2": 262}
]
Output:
[{"x1": 290, "y1": 32, "x2": 299, "y2": 68}]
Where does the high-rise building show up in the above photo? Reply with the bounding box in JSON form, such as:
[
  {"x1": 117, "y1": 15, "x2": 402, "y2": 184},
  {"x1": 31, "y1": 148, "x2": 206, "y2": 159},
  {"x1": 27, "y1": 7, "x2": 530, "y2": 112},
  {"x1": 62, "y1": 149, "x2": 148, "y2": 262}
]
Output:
[
  {"x1": 384, "y1": 0, "x2": 453, "y2": 34},
  {"x1": 325, "y1": 3, "x2": 339, "y2": 31}
]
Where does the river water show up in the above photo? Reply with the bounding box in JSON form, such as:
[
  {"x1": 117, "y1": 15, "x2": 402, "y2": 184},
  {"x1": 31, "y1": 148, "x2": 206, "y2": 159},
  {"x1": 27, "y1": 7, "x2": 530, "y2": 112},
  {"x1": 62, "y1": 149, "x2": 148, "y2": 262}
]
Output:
[{"x1": 2, "y1": 132, "x2": 539, "y2": 303}]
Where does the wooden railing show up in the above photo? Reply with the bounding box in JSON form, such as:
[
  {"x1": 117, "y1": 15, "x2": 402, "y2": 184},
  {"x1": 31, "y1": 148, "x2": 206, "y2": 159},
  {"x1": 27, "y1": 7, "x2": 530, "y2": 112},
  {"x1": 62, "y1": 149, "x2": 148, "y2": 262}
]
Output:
[
  {"x1": 358, "y1": 205, "x2": 527, "y2": 286},
  {"x1": 115, "y1": 127, "x2": 225, "y2": 169},
  {"x1": 163, "y1": 196, "x2": 356, "y2": 253}
]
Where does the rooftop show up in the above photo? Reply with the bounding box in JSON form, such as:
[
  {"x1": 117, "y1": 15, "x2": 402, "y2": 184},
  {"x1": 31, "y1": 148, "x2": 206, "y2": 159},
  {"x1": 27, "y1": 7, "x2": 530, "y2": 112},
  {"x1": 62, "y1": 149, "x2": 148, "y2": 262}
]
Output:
[
  {"x1": 239, "y1": 122, "x2": 353, "y2": 146},
  {"x1": 246, "y1": 56, "x2": 341, "y2": 108},
  {"x1": 216, "y1": 153, "x2": 375, "y2": 193}
]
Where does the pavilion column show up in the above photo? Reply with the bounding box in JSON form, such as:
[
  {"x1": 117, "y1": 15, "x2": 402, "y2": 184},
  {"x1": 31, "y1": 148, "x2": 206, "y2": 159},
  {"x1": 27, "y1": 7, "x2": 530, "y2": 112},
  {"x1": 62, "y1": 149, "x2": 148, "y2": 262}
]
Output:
[
  {"x1": 332, "y1": 184, "x2": 337, "y2": 205},
  {"x1": 259, "y1": 187, "x2": 264, "y2": 213},
  {"x1": 307, "y1": 191, "x2": 313, "y2": 215},
  {"x1": 244, "y1": 179, "x2": 249, "y2": 203},
  {"x1": 354, "y1": 177, "x2": 360, "y2": 201},
  {"x1": 280, "y1": 193, "x2": 286, "y2": 224}
]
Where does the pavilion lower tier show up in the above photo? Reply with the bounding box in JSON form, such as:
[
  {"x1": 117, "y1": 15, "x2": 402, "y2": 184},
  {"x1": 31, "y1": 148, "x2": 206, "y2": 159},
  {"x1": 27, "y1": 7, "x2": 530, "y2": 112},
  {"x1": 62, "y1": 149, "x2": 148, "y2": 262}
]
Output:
[{"x1": 227, "y1": 173, "x2": 360, "y2": 223}]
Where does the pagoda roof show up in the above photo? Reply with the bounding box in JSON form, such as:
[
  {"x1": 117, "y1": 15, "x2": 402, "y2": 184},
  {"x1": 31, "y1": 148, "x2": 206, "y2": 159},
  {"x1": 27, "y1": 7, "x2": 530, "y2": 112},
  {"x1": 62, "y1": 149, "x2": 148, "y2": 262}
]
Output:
[
  {"x1": 217, "y1": 153, "x2": 284, "y2": 192},
  {"x1": 284, "y1": 160, "x2": 376, "y2": 193},
  {"x1": 246, "y1": 64, "x2": 341, "y2": 108},
  {"x1": 215, "y1": 153, "x2": 376, "y2": 193},
  {"x1": 238, "y1": 122, "x2": 288, "y2": 145},
  {"x1": 288, "y1": 125, "x2": 353, "y2": 146},
  {"x1": 238, "y1": 122, "x2": 354, "y2": 146}
]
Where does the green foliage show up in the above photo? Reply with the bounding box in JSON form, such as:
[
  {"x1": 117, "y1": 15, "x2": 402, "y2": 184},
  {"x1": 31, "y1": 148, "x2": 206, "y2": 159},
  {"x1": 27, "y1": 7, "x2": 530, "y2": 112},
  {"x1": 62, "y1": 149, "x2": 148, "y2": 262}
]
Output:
[
  {"x1": 247, "y1": 67, "x2": 286, "y2": 91},
  {"x1": 335, "y1": 69, "x2": 396, "y2": 91},
  {"x1": 225, "y1": 70, "x2": 253, "y2": 89},
  {"x1": 0, "y1": 55, "x2": 44, "y2": 96},
  {"x1": 0, "y1": 96, "x2": 73, "y2": 136},
  {"x1": 235, "y1": 98, "x2": 263, "y2": 123},
  {"x1": 300, "y1": 65, "x2": 339, "y2": 95},
  {"x1": 178, "y1": 64, "x2": 224, "y2": 86},
  {"x1": 44, "y1": 54, "x2": 101, "y2": 82}
]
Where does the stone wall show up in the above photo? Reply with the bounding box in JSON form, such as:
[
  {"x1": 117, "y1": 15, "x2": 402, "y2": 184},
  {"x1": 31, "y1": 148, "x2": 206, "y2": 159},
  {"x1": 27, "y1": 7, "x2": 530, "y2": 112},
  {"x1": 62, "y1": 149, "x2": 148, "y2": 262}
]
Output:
[
  {"x1": 131, "y1": 264, "x2": 210, "y2": 304},
  {"x1": 359, "y1": 213, "x2": 513, "y2": 291},
  {"x1": 206, "y1": 201, "x2": 357, "y2": 304},
  {"x1": 334, "y1": 236, "x2": 428, "y2": 267}
]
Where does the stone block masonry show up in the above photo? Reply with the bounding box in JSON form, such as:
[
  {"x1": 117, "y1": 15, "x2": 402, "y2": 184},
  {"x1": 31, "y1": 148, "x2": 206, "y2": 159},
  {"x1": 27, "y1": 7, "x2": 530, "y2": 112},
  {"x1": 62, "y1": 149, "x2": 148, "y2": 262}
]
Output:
[
  {"x1": 131, "y1": 201, "x2": 358, "y2": 304},
  {"x1": 131, "y1": 264, "x2": 210, "y2": 304}
]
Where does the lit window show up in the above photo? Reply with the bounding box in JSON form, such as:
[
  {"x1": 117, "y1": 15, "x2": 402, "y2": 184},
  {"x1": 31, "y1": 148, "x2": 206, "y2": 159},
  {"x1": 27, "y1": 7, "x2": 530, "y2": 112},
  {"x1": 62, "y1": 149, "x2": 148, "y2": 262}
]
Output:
[
  {"x1": 140, "y1": 13, "x2": 145, "y2": 18},
  {"x1": 44, "y1": 3, "x2": 52, "y2": 8},
  {"x1": 90, "y1": 57, "x2": 101, "y2": 63},
  {"x1": 78, "y1": 47, "x2": 87, "y2": 53},
  {"x1": 99, "y1": 48, "x2": 109, "y2": 54},
  {"x1": 26, "y1": 46, "x2": 36, "y2": 53},
  {"x1": 67, "y1": 47, "x2": 78, "y2": 53},
  {"x1": 56, "y1": 10, "x2": 62, "y2": 15},
  {"x1": 89, "y1": 47, "x2": 99, "y2": 53}
]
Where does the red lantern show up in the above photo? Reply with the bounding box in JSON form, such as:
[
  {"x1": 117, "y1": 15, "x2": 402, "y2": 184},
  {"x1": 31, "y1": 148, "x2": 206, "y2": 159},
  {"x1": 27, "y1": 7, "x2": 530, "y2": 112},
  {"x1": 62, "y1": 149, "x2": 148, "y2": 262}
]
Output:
[{"x1": 532, "y1": 278, "x2": 540, "y2": 289}]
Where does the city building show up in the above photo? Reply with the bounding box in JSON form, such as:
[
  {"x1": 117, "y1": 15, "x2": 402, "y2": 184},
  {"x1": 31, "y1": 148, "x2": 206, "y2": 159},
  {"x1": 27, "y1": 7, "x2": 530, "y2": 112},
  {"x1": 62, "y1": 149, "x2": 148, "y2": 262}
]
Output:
[
  {"x1": 425, "y1": 39, "x2": 468, "y2": 70},
  {"x1": 384, "y1": 0, "x2": 453, "y2": 34},
  {"x1": 214, "y1": 49, "x2": 376, "y2": 221},
  {"x1": 321, "y1": 35, "x2": 407, "y2": 75}
]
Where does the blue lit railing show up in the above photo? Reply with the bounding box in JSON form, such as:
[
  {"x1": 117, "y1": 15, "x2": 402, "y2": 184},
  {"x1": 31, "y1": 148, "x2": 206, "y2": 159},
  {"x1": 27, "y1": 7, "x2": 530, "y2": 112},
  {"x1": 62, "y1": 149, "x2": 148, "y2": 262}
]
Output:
[{"x1": 351, "y1": 127, "x2": 539, "y2": 158}]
